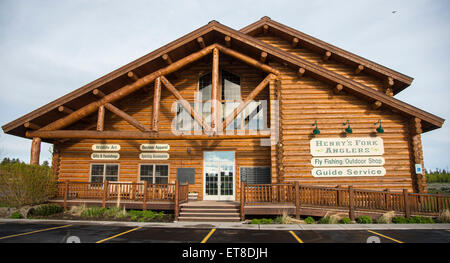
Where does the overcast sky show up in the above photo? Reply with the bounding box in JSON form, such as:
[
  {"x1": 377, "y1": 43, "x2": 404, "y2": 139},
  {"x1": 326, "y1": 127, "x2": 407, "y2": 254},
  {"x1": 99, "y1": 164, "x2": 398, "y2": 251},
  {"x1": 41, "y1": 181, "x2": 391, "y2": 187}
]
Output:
[{"x1": 0, "y1": 0, "x2": 449, "y2": 170}]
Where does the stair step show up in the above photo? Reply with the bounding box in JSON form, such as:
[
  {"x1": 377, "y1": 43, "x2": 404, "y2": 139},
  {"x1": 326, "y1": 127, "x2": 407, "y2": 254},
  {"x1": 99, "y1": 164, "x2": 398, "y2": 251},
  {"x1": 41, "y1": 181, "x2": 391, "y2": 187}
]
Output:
[
  {"x1": 180, "y1": 205, "x2": 239, "y2": 209},
  {"x1": 180, "y1": 208, "x2": 239, "y2": 213},
  {"x1": 180, "y1": 212, "x2": 240, "y2": 217},
  {"x1": 178, "y1": 216, "x2": 241, "y2": 222}
]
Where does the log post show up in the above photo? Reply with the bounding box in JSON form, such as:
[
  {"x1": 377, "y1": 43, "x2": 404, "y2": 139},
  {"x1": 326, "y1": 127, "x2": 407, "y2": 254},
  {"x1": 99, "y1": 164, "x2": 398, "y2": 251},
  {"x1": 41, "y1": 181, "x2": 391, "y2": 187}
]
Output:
[
  {"x1": 410, "y1": 118, "x2": 426, "y2": 193},
  {"x1": 385, "y1": 189, "x2": 390, "y2": 211},
  {"x1": 323, "y1": 51, "x2": 331, "y2": 61},
  {"x1": 263, "y1": 24, "x2": 269, "y2": 34},
  {"x1": 403, "y1": 189, "x2": 410, "y2": 217},
  {"x1": 333, "y1": 84, "x2": 344, "y2": 94},
  {"x1": 152, "y1": 77, "x2": 161, "y2": 131},
  {"x1": 97, "y1": 105, "x2": 105, "y2": 131},
  {"x1": 211, "y1": 47, "x2": 219, "y2": 132},
  {"x1": 174, "y1": 180, "x2": 179, "y2": 221},
  {"x1": 142, "y1": 181, "x2": 148, "y2": 211},
  {"x1": 297, "y1": 67, "x2": 306, "y2": 78},
  {"x1": 30, "y1": 137, "x2": 41, "y2": 165},
  {"x1": 348, "y1": 186, "x2": 355, "y2": 221},
  {"x1": 295, "y1": 182, "x2": 300, "y2": 219},
  {"x1": 63, "y1": 180, "x2": 69, "y2": 210},
  {"x1": 260, "y1": 52, "x2": 267, "y2": 64},
  {"x1": 240, "y1": 181, "x2": 245, "y2": 221},
  {"x1": 102, "y1": 180, "x2": 109, "y2": 208},
  {"x1": 336, "y1": 185, "x2": 341, "y2": 207}
]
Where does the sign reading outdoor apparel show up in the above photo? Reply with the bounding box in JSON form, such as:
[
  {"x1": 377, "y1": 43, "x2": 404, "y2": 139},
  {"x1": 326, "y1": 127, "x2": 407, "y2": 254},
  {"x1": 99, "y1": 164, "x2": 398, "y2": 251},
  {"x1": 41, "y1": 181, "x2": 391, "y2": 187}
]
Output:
[
  {"x1": 139, "y1": 153, "x2": 169, "y2": 160},
  {"x1": 310, "y1": 137, "x2": 385, "y2": 177},
  {"x1": 91, "y1": 152, "x2": 120, "y2": 160},
  {"x1": 91, "y1": 144, "x2": 120, "y2": 151},
  {"x1": 140, "y1": 144, "x2": 170, "y2": 151}
]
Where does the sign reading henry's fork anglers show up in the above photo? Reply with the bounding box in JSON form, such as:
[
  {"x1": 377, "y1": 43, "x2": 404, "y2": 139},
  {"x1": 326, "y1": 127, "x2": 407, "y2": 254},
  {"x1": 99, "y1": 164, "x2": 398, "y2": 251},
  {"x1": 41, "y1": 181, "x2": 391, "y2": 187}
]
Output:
[{"x1": 310, "y1": 137, "x2": 384, "y2": 156}]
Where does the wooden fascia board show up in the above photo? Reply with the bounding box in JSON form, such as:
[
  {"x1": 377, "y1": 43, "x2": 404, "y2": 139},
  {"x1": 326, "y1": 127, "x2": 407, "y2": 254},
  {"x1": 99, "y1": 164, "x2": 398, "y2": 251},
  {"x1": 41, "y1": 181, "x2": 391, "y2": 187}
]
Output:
[{"x1": 239, "y1": 18, "x2": 414, "y2": 91}]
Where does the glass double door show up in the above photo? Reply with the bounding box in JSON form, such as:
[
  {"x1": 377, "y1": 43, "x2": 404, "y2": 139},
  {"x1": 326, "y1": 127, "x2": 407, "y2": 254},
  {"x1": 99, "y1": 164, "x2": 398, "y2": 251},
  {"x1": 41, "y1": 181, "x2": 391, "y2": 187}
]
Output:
[{"x1": 204, "y1": 151, "x2": 235, "y2": 201}]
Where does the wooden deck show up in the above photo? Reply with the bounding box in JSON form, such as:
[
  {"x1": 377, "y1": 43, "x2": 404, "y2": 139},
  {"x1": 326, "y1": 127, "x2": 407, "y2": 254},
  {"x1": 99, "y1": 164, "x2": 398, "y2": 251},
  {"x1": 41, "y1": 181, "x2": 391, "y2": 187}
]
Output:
[{"x1": 49, "y1": 199, "x2": 174, "y2": 210}]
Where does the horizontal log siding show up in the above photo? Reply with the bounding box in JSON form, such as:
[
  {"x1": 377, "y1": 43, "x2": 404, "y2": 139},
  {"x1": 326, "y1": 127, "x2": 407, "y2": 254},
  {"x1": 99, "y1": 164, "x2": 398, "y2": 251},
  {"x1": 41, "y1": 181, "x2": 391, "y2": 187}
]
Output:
[
  {"x1": 257, "y1": 35, "x2": 387, "y2": 94},
  {"x1": 57, "y1": 57, "x2": 271, "y2": 200},
  {"x1": 269, "y1": 60, "x2": 414, "y2": 191}
]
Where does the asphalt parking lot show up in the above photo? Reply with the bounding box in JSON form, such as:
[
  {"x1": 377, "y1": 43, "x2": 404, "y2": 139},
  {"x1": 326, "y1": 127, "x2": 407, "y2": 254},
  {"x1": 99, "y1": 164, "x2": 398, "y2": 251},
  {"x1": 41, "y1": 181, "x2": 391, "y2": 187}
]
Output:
[{"x1": 0, "y1": 222, "x2": 449, "y2": 243}]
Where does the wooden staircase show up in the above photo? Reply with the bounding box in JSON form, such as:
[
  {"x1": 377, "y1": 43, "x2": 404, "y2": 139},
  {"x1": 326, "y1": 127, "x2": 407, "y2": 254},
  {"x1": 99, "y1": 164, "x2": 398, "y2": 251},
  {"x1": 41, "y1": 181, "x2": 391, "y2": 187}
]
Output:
[{"x1": 177, "y1": 201, "x2": 241, "y2": 222}]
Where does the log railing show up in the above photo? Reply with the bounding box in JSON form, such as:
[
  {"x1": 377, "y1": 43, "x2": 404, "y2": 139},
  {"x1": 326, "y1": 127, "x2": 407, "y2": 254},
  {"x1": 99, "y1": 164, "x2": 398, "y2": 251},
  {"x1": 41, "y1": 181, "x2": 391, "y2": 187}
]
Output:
[
  {"x1": 57, "y1": 181, "x2": 177, "y2": 210},
  {"x1": 241, "y1": 182, "x2": 450, "y2": 220}
]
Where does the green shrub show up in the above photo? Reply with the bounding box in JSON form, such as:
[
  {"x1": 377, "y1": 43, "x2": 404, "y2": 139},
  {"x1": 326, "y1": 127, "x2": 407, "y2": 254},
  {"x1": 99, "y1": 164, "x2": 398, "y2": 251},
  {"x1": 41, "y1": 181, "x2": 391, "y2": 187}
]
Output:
[
  {"x1": 29, "y1": 204, "x2": 62, "y2": 217},
  {"x1": 304, "y1": 216, "x2": 315, "y2": 224},
  {"x1": 250, "y1": 218, "x2": 261, "y2": 224},
  {"x1": 340, "y1": 217, "x2": 352, "y2": 224},
  {"x1": 408, "y1": 216, "x2": 434, "y2": 224},
  {"x1": 392, "y1": 216, "x2": 408, "y2": 224},
  {"x1": 128, "y1": 210, "x2": 165, "y2": 222},
  {"x1": 318, "y1": 216, "x2": 331, "y2": 224},
  {"x1": 356, "y1": 215, "x2": 373, "y2": 224},
  {"x1": 261, "y1": 218, "x2": 273, "y2": 224},
  {"x1": 81, "y1": 206, "x2": 107, "y2": 218},
  {"x1": 10, "y1": 211, "x2": 23, "y2": 219}
]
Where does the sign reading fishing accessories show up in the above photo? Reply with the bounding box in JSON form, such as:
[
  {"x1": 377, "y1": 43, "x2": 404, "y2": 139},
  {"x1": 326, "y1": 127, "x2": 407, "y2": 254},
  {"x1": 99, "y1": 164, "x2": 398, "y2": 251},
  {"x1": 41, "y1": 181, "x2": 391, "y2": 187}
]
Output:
[
  {"x1": 310, "y1": 137, "x2": 386, "y2": 177},
  {"x1": 91, "y1": 144, "x2": 120, "y2": 160}
]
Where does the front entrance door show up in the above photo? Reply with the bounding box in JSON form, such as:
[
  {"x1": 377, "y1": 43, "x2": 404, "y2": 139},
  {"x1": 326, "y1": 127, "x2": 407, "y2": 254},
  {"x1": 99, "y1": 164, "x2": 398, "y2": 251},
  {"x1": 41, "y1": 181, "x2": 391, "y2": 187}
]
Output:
[{"x1": 203, "y1": 151, "x2": 235, "y2": 201}]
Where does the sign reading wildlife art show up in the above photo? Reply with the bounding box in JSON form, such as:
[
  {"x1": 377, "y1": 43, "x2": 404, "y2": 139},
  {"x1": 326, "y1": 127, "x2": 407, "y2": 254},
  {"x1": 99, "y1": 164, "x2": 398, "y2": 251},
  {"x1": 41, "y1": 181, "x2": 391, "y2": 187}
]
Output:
[
  {"x1": 310, "y1": 137, "x2": 385, "y2": 177},
  {"x1": 91, "y1": 144, "x2": 121, "y2": 160}
]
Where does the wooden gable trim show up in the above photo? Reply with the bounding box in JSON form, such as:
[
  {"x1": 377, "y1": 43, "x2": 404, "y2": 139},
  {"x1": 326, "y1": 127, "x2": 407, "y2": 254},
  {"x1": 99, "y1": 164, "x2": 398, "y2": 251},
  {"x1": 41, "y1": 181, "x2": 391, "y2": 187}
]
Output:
[{"x1": 239, "y1": 17, "x2": 414, "y2": 93}]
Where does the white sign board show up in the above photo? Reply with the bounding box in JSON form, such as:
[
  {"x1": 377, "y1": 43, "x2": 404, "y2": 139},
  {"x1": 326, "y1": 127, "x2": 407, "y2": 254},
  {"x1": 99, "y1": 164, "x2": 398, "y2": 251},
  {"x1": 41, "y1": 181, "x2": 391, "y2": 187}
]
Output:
[
  {"x1": 415, "y1": 164, "x2": 423, "y2": 174},
  {"x1": 140, "y1": 144, "x2": 170, "y2": 151},
  {"x1": 312, "y1": 167, "x2": 386, "y2": 177},
  {"x1": 310, "y1": 137, "x2": 384, "y2": 156},
  {"x1": 139, "y1": 153, "x2": 170, "y2": 160},
  {"x1": 91, "y1": 144, "x2": 120, "y2": 151},
  {"x1": 91, "y1": 152, "x2": 120, "y2": 160},
  {"x1": 311, "y1": 157, "x2": 385, "y2": 167}
]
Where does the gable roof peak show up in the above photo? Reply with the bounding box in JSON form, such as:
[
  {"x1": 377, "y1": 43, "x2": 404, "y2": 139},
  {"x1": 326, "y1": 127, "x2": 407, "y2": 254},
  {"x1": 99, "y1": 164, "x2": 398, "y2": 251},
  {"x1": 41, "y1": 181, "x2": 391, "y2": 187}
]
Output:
[{"x1": 260, "y1": 16, "x2": 271, "y2": 21}]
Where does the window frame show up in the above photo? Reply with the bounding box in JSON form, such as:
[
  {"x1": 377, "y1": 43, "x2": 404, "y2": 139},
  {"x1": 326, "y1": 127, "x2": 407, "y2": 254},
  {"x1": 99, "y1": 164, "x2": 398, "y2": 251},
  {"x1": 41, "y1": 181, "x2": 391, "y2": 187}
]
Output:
[
  {"x1": 138, "y1": 163, "x2": 170, "y2": 184},
  {"x1": 89, "y1": 163, "x2": 120, "y2": 183},
  {"x1": 239, "y1": 166, "x2": 271, "y2": 184}
]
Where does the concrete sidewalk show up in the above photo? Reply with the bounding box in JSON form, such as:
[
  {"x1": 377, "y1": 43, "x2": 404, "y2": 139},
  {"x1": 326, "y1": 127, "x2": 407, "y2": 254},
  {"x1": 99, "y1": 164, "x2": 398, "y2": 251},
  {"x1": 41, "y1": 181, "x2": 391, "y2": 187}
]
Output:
[{"x1": 1, "y1": 218, "x2": 449, "y2": 230}]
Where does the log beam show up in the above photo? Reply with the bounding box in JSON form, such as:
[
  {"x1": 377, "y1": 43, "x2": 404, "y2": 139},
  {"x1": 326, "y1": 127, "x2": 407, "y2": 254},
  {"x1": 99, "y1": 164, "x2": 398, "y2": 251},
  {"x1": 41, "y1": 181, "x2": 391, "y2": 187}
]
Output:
[
  {"x1": 297, "y1": 67, "x2": 306, "y2": 78},
  {"x1": 127, "y1": 71, "x2": 139, "y2": 81},
  {"x1": 211, "y1": 48, "x2": 220, "y2": 131},
  {"x1": 152, "y1": 77, "x2": 161, "y2": 131},
  {"x1": 104, "y1": 103, "x2": 150, "y2": 132},
  {"x1": 372, "y1": 100, "x2": 382, "y2": 110},
  {"x1": 216, "y1": 44, "x2": 280, "y2": 75},
  {"x1": 291, "y1": 37, "x2": 299, "y2": 48},
  {"x1": 39, "y1": 44, "x2": 216, "y2": 132},
  {"x1": 97, "y1": 105, "x2": 105, "y2": 131},
  {"x1": 160, "y1": 76, "x2": 213, "y2": 134},
  {"x1": 24, "y1": 122, "x2": 41, "y2": 130},
  {"x1": 30, "y1": 137, "x2": 41, "y2": 165},
  {"x1": 260, "y1": 52, "x2": 267, "y2": 64},
  {"x1": 92, "y1": 89, "x2": 106, "y2": 98},
  {"x1": 323, "y1": 51, "x2": 331, "y2": 61},
  {"x1": 224, "y1": 36, "x2": 231, "y2": 47},
  {"x1": 263, "y1": 25, "x2": 269, "y2": 34},
  {"x1": 26, "y1": 130, "x2": 270, "y2": 140},
  {"x1": 333, "y1": 84, "x2": 344, "y2": 94},
  {"x1": 355, "y1": 65, "x2": 364, "y2": 75},
  {"x1": 58, "y1": 106, "x2": 74, "y2": 115},
  {"x1": 162, "y1": 53, "x2": 173, "y2": 65},
  {"x1": 197, "y1": 37, "x2": 206, "y2": 49},
  {"x1": 220, "y1": 74, "x2": 275, "y2": 131}
]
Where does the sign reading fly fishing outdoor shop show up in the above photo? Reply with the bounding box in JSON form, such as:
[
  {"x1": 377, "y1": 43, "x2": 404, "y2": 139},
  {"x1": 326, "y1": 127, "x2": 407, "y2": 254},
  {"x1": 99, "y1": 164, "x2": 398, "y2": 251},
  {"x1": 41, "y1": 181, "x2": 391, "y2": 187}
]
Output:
[{"x1": 310, "y1": 137, "x2": 386, "y2": 177}]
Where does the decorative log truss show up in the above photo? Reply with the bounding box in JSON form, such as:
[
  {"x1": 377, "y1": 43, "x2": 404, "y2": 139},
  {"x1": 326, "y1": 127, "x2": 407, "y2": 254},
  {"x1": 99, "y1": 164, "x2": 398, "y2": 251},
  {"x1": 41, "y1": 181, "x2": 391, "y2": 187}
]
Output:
[{"x1": 26, "y1": 44, "x2": 280, "y2": 144}]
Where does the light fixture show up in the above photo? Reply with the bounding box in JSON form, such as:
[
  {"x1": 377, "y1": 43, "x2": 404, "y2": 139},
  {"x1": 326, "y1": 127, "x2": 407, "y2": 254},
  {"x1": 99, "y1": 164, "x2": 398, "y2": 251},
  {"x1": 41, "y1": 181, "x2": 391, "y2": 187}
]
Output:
[
  {"x1": 374, "y1": 120, "x2": 384, "y2": 133},
  {"x1": 343, "y1": 120, "x2": 352, "y2": 134},
  {"x1": 312, "y1": 121, "x2": 320, "y2": 135}
]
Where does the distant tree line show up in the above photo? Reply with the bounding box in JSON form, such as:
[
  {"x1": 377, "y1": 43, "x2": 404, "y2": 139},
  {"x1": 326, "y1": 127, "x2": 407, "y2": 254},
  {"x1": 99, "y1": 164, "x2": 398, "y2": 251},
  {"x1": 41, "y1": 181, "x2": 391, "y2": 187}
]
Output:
[
  {"x1": 425, "y1": 168, "x2": 450, "y2": 183},
  {"x1": 1, "y1": 157, "x2": 49, "y2": 167}
]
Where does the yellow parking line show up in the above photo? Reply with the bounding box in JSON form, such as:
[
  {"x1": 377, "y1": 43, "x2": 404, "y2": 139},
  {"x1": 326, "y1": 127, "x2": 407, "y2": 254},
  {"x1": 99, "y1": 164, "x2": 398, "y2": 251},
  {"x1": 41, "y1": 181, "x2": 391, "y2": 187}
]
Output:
[
  {"x1": 201, "y1": 228, "x2": 216, "y2": 243},
  {"x1": 367, "y1": 230, "x2": 403, "y2": 243},
  {"x1": 96, "y1": 227, "x2": 142, "y2": 243},
  {"x1": 0, "y1": 224, "x2": 72, "y2": 240},
  {"x1": 289, "y1": 231, "x2": 304, "y2": 243}
]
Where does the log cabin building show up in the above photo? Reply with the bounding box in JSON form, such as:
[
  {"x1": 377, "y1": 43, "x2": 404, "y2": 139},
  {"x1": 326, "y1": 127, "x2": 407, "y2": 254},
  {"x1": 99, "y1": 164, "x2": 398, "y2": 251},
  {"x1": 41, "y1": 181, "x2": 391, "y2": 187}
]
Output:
[{"x1": 2, "y1": 17, "x2": 445, "y2": 217}]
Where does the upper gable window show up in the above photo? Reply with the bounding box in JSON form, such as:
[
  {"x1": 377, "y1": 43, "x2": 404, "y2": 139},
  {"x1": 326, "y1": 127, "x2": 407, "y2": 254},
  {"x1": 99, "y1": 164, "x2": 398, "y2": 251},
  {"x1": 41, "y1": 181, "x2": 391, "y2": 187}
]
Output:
[
  {"x1": 221, "y1": 70, "x2": 241, "y2": 101},
  {"x1": 198, "y1": 73, "x2": 212, "y2": 101}
]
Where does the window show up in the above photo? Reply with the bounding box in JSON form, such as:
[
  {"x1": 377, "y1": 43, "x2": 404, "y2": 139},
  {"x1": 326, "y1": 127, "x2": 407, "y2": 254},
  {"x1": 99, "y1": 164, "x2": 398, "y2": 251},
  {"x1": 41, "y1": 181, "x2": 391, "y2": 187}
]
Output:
[
  {"x1": 240, "y1": 167, "x2": 271, "y2": 184},
  {"x1": 90, "y1": 164, "x2": 119, "y2": 182},
  {"x1": 139, "y1": 164, "x2": 169, "y2": 184},
  {"x1": 221, "y1": 70, "x2": 241, "y2": 101}
]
